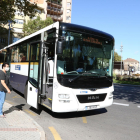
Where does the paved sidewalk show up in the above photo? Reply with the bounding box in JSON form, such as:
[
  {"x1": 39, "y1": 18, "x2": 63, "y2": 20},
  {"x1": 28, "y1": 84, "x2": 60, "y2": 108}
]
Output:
[{"x1": 0, "y1": 102, "x2": 45, "y2": 140}]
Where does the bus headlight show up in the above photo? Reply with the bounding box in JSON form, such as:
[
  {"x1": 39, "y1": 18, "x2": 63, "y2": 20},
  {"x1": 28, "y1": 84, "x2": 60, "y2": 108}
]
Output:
[
  {"x1": 58, "y1": 94, "x2": 70, "y2": 99},
  {"x1": 109, "y1": 92, "x2": 113, "y2": 99},
  {"x1": 110, "y1": 92, "x2": 113, "y2": 96}
]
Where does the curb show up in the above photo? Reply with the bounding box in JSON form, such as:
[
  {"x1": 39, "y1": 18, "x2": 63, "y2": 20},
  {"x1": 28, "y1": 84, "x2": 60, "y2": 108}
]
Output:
[
  {"x1": 5, "y1": 101, "x2": 46, "y2": 140},
  {"x1": 114, "y1": 83, "x2": 140, "y2": 87},
  {"x1": 24, "y1": 112, "x2": 46, "y2": 140}
]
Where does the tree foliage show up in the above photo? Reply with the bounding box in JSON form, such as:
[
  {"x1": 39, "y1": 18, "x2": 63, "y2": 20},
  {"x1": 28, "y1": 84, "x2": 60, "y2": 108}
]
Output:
[
  {"x1": 23, "y1": 16, "x2": 53, "y2": 36},
  {"x1": 0, "y1": 26, "x2": 12, "y2": 48},
  {"x1": 0, "y1": 0, "x2": 38, "y2": 25},
  {"x1": 114, "y1": 52, "x2": 122, "y2": 62}
]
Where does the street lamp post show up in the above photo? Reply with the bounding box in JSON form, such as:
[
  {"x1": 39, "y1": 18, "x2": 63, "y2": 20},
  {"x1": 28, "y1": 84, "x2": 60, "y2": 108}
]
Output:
[
  {"x1": 120, "y1": 44, "x2": 123, "y2": 75},
  {"x1": 8, "y1": 20, "x2": 12, "y2": 46}
]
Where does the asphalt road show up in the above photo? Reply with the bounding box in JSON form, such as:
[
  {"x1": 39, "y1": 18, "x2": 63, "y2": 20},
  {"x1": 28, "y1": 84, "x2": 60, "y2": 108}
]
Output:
[{"x1": 5, "y1": 84, "x2": 140, "y2": 140}]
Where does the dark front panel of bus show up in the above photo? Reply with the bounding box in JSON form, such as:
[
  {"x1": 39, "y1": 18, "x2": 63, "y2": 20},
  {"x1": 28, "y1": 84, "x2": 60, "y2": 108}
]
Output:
[
  {"x1": 57, "y1": 75, "x2": 112, "y2": 89},
  {"x1": 77, "y1": 93, "x2": 107, "y2": 103}
]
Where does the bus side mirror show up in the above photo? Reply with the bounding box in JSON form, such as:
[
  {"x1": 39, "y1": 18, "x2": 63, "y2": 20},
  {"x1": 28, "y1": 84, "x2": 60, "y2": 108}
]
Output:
[{"x1": 56, "y1": 41, "x2": 63, "y2": 54}]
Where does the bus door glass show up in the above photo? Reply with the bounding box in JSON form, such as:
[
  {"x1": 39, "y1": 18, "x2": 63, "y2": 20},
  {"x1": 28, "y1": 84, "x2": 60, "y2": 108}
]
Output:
[
  {"x1": 40, "y1": 29, "x2": 56, "y2": 109},
  {"x1": 27, "y1": 41, "x2": 41, "y2": 109}
]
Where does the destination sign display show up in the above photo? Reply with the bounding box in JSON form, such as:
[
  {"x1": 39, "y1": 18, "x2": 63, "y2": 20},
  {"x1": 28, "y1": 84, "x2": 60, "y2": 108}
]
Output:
[{"x1": 83, "y1": 37, "x2": 102, "y2": 45}]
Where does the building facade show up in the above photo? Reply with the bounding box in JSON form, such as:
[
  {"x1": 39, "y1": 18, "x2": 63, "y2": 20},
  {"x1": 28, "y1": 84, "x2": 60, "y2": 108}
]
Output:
[
  {"x1": 62, "y1": 0, "x2": 72, "y2": 23},
  {"x1": 113, "y1": 58, "x2": 140, "y2": 75},
  {"x1": 12, "y1": 0, "x2": 45, "y2": 43},
  {"x1": 13, "y1": 0, "x2": 72, "y2": 43},
  {"x1": 1, "y1": 0, "x2": 72, "y2": 47},
  {"x1": 113, "y1": 61, "x2": 125, "y2": 75},
  {"x1": 123, "y1": 58, "x2": 140, "y2": 72},
  {"x1": 46, "y1": 0, "x2": 72, "y2": 23}
]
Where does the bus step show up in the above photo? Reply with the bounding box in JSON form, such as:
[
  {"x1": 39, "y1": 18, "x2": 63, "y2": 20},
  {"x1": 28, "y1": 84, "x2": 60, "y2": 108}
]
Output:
[{"x1": 40, "y1": 94, "x2": 47, "y2": 99}]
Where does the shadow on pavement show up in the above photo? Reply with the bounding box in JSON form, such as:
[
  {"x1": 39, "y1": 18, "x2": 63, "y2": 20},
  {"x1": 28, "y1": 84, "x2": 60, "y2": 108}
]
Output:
[
  {"x1": 29, "y1": 106, "x2": 42, "y2": 115},
  {"x1": 114, "y1": 85, "x2": 140, "y2": 104},
  {"x1": 4, "y1": 104, "x2": 25, "y2": 114},
  {"x1": 52, "y1": 108, "x2": 107, "y2": 119},
  {"x1": 37, "y1": 105, "x2": 107, "y2": 119},
  {"x1": 12, "y1": 88, "x2": 108, "y2": 118},
  {"x1": 13, "y1": 89, "x2": 24, "y2": 98}
]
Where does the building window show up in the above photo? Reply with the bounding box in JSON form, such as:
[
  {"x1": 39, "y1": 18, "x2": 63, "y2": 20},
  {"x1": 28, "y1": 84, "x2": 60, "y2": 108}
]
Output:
[
  {"x1": 67, "y1": 3, "x2": 71, "y2": 7},
  {"x1": 15, "y1": 10, "x2": 24, "y2": 16},
  {"x1": 0, "y1": 38, "x2": 6, "y2": 43},
  {"x1": 67, "y1": 10, "x2": 70, "y2": 13},
  {"x1": 32, "y1": 17, "x2": 37, "y2": 20},
  {"x1": 12, "y1": 37, "x2": 20, "y2": 43},
  {"x1": 13, "y1": 28, "x2": 23, "y2": 33},
  {"x1": 66, "y1": 16, "x2": 70, "y2": 20},
  {"x1": 14, "y1": 19, "x2": 24, "y2": 24},
  {"x1": 35, "y1": 9, "x2": 42, "y2": 14}
]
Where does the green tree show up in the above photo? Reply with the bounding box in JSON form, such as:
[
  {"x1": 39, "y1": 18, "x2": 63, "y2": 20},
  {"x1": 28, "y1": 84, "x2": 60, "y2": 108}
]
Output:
[
  {"x1": 0, "y1": 0, "x2": 38, "y2": 25},
  {"x1": 114, "y1": 52, "x2": 122, "y2": 62},
  {"x1": 23, "y1": 16, "x2": 53, "y2": 36},
  {"x1": 0, "y1": 26, "x2": 13, "y2": 48}
]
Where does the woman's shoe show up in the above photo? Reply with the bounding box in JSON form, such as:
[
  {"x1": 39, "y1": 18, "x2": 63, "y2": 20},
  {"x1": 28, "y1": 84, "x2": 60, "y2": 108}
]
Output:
[{"x1": 0, "y1": 115, "x2": 6, "y2": 118}]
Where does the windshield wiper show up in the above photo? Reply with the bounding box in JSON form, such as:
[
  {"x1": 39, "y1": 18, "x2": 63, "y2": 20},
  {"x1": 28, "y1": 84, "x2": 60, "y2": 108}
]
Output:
[
  {"x1": 68, "y1": 73, "x2": 92, "y2": 83},
  {"x1": 100, "y1": 75, "x2": 112, "y2": 82},
  {"x1": 82, "y1": 72, "x2": 92, "y2": 75},
  {"x1": 68, "y1": 75, "x2": 81, "y2": 82}
]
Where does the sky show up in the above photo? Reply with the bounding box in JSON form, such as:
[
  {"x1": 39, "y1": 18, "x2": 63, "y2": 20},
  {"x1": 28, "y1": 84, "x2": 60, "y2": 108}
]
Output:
[{"x1": 71, "y1": 0, "x2": 140, "y2": 62}]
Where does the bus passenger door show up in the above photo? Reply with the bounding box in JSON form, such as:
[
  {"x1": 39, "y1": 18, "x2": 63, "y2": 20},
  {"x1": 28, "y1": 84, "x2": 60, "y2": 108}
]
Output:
[{"x1": 26, "y1": 41, "x2": 41, "y2": 109}]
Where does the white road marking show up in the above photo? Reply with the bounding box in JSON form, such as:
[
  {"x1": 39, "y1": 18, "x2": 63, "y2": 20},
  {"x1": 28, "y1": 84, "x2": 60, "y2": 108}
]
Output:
[
  {"x1": 137, "y1": 106, "x2": 140, "y2": 108},
  {"x1": 113, "y1": 102, "x2": 129, "y2": 106}
]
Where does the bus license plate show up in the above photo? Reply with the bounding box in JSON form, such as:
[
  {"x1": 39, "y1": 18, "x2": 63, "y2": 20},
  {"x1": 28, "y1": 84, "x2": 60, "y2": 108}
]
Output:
[
  {"x1": 91, "y1": 105, "x2": 97, "y2": 109},
  {"x1": 85, "y1": 105, "x2": 97, "y2": 110}
]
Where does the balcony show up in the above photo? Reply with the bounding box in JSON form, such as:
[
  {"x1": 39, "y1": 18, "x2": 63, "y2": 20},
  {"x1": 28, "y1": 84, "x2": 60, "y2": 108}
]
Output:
[
  {"x1": 47, "y1": 1, "x2": 62, "y2": 8},
  {"x1": 53, "y1": 16, "x2": 63, "y2": 21},
  {"x1": 47, "y1": 14, "x2": 63, "y2": 22},
  {"x1": 47, "y1": 6, "x2": 63, "y2": 15}
]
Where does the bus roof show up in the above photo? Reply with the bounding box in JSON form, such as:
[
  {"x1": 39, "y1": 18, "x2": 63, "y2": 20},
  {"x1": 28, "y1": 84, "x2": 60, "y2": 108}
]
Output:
[
  {"x1": 60, "y1": 22, "x2": 114, "y2": 40},
  {"x1": 1, "y1": 22, "x2": 114, "y2": 51},
  {"x1": 0, "y1": 22, "x2": 59, "y2": 50}
]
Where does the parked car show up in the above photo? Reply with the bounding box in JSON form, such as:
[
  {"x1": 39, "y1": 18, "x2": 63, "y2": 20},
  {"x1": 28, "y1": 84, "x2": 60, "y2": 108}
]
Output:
[{"x1": 134, "y1": 71, "x2": 140, "y2": 74}]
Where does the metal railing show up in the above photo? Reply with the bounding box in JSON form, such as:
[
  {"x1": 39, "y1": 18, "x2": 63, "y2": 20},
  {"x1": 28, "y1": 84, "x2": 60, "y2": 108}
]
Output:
[
  {"x1": 47, "y1": 6, "x2": 63, "y2": 14},
  {"x1": 47, "y1": 0, "x2": 62, "y2": 6},
  {"x1": 47, "y1": 14, "x2": 63, "y2": 21}
]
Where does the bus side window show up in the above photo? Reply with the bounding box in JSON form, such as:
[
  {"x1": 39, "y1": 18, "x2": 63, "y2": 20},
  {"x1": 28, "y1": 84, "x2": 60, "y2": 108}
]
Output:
[
  {"x1": 19, "y1": 43, "x2": 27, "y2": 62},
  {"x1": 11, "y1": 46, "x2": 19, "y2": 62},
  {"x1": 0, "y1": 53, "x2": 4, "y2": 63},
  {"x1": 11, "y1": 47, "x2": 15, "y2": 62},
  {"x1": 30, "y1": 44, "x2": 40, "y2": 61}
]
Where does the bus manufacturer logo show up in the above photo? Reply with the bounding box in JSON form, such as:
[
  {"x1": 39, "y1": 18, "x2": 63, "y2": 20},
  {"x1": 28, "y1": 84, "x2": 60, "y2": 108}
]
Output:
[
  {"x1": 90, "y1": 88, "x2": 97, "y2": 91},
  {"x1": 88, "y1": 96, "x2": 99, "y2": 100},
  {"x1": 80, "y1": 91, "x2": 88, "y2": 93}
]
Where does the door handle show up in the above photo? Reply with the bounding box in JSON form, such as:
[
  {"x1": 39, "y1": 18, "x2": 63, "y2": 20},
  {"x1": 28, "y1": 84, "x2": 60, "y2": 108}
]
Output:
[{"x1": 30, "y1": 87, "x2": 32, "y2": 91}]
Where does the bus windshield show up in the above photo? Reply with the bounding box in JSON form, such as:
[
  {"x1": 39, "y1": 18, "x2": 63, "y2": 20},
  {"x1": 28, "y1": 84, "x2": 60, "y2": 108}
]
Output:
[{"x1": 57, "y1": 30, "x2": 114, "y2": 77}]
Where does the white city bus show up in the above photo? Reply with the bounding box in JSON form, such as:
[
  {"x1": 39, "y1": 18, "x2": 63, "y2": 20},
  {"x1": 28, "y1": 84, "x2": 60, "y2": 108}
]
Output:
[{"x1": 0, "y1": 22, "x2": 114, "y2": 112}]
